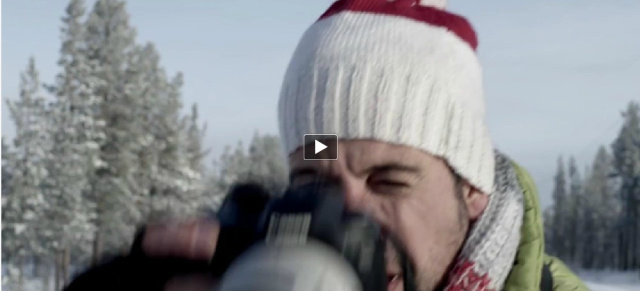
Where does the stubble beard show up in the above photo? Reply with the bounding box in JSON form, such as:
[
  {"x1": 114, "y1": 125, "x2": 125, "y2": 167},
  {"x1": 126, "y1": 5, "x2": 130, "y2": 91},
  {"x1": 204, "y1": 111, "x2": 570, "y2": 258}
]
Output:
[{"x1": 414, "y1": 179, "x2": 470, "y2": 291}]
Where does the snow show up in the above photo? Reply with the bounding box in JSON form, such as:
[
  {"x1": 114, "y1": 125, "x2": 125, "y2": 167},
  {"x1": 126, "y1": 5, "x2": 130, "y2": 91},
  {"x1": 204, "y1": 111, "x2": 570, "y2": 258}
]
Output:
[
  {"x1": 587, "y1": 282, "x2": 638, "y2": 291},
  {"x1": 2, "y1": 280, "x2": 45, "y2": 291},
  {"x1": 579, "y1": 270, "x2": 640, "y2": 291}
]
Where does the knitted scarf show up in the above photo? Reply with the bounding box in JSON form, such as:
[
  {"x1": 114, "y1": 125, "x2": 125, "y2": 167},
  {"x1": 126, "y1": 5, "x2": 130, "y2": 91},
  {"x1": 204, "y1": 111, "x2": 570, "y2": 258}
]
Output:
[{"x1": 443, "y1": 151, "x2": 525, "y2": 291}]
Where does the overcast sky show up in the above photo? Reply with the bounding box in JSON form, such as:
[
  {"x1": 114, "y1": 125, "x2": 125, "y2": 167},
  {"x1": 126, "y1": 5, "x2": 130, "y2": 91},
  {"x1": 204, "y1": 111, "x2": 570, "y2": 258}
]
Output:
[{"x1": 2, "y1": 0, "x2": 639, "y2": 208}]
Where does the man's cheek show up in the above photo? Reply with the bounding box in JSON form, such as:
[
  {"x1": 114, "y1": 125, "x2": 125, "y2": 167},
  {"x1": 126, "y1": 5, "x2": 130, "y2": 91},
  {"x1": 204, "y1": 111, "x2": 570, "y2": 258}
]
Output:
[
  {"x1": 395, "y1": 200, "x2": 442, "y2": 256},
  {"x1": 362, "y1": 198, "x2": 396, "y2": 233},
  {"x1": 365, "y1": 198, "x2": 430, "y2": 252}
]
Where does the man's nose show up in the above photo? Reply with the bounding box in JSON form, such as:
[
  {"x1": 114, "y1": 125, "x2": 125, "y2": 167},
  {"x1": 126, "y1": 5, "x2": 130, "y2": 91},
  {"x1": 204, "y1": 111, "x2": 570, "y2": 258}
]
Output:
[{"x1": 339, "y1": 180, "x2": 368, "y2": 213}]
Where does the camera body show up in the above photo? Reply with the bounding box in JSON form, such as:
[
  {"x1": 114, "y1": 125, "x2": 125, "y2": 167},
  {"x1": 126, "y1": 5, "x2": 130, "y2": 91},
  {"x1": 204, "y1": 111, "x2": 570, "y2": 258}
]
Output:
[{"x1": 215, "y1": 182, "x2": 405, "y2": 291}]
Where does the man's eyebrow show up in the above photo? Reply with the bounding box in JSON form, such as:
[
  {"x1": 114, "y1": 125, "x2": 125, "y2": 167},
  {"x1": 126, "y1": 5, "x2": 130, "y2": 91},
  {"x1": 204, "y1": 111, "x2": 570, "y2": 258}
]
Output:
[{"x1": 366, "y1": 163, "x2": 421, "y2": 175}]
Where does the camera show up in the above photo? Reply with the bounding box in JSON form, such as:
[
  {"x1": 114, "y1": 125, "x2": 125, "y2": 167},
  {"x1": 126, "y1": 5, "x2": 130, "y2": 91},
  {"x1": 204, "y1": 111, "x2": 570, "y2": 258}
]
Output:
[{"x1": 215, "y1": 182, "x2": 416, "y2": 291}]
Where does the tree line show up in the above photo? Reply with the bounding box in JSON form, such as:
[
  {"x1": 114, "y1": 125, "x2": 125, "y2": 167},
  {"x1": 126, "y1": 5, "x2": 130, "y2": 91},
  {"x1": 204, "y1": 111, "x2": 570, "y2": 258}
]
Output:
[
  {"x1": 1, "y1": 1, "x2": 288, "y2": 290},
  {"x1": 544, "y1": 101, "x2": 640, "y2": 271}
]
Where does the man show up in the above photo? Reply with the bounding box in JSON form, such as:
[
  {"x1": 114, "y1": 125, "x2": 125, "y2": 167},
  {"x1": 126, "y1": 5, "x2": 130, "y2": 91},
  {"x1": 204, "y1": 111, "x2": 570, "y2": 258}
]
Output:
[
  {"x1": 272, "y1": 0, "x2": 587, "y2": 289},
  {"x1": 66, "y1": 0, "x2": 588, "y2": 290}
]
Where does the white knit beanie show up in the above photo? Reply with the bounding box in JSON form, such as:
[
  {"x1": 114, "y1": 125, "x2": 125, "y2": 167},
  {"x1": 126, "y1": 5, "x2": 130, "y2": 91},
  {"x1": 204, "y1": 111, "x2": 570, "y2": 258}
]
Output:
[{"x1": 278, "y1": 0, "x2": 495, "y2": 194}]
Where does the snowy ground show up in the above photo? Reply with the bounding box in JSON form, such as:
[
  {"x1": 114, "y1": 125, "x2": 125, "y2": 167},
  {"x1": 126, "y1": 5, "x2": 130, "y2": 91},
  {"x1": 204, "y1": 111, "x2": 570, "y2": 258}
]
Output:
[
  {"x1": 3, "y1": 279, "x2": 46, "y2": 291},
  {"x1": 578, "y1": 270, "x2": 640, "y2": 291},
  {"x1": 3, "y1": 270, "x2": 639, "y2": 290}
]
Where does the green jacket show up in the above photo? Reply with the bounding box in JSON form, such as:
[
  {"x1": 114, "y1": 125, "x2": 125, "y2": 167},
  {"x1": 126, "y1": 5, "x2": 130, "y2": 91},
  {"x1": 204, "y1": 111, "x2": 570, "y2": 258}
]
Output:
[{"x1": 504, "y1": 162, "x2": 589, "y2": 291}]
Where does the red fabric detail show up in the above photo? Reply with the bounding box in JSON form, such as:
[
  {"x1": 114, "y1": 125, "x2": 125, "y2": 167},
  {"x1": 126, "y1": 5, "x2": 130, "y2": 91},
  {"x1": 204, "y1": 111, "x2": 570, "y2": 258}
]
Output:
[
  {"x1": 445, "y1": 260, "x2": 494, "y2": 291},
  {"x1": 318, "y1": 0, "x2": 478, "y2": 50}
]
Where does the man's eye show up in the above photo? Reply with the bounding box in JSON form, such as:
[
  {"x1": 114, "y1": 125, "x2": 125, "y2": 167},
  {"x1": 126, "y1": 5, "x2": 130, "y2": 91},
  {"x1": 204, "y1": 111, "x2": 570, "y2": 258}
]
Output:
[{"x1": 370, "y1": 179, "x2": 409, "y2": 188}]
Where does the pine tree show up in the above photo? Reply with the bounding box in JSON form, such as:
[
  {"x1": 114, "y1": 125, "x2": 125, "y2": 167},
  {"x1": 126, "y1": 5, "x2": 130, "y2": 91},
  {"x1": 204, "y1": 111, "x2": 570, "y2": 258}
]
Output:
[
  {"x1": 183, "y1": 104, "x2": 209, "y2": 181},
  {"x1": 44, "y1": 0, "x2": 102, "y2": 283},
  {"x1": 550, "y1": 157, "x2": 568, "y2": 259},
  {"x1": 245, "y1": 132, "x2": 289, "y2": 194},
  {"x1": 2, "y1": 58, "x2": 51, "y2": 291},
  {"x1": 1, "y1": 136, "x2": 17, "y2": 267},
  {"x1": 583, "y1": 146, "x2": 620, "y2": 269},
  {"x1": 123, "y1": 42, "x2": 169, "y2": 220},
  {"x1": 611, "y1": 101, "x2": 640, "y2": 270},
  {"x1": 149, "y1": 71, "x2": 201, "y2": 220},
  {"x1": 173, "y1": 98, "x2": 210, "y2": 216},
  {"x1": 567, "y1": 157, "x2": 583, "y2": 265},
  {"x1": 81, "y1": 0, "x2": 208, "y2": 254},
  {"x1": 181, "y1": 104, "x2": 210, "y2": 214},
  {"x1": 2, "y1": 0, "x2": 210, "y2": 282},
  {"x1": 2, "y1": 137, "x2": 14, "y2": 197},
  {"x1": 118, "y1": 41, "x2": 207, "y2": 221},
  {"x1": 84, "y1": 0, "x2": 142, "y2": 260},
  {"x1": 214, "y1": 142, "x2": 250, "y2": 196},
  {"x1": 208, "y1": 133, "x2": 289, "y2": 210},
  {"x1": 542, "y1": 207, "x2": 555, "y2": 254}
]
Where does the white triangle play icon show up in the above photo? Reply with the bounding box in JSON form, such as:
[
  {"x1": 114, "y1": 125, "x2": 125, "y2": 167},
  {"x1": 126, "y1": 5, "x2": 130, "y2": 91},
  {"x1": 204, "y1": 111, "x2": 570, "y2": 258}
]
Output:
[{"x1": 314, "y1": 140, "x2": 328, "y2": 154}]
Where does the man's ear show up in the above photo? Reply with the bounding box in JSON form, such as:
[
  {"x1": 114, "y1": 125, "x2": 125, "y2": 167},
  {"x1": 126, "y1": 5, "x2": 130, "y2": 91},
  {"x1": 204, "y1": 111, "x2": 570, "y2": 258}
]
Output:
[{"x1": 462, "y1": 183, "x2": 489, "y2": 220}]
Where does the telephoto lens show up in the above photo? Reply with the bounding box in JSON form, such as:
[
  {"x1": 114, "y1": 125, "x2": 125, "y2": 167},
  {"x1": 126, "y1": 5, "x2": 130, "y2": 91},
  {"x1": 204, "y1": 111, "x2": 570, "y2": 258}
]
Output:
[{"x1": 218, "y1": 241, "x2": 362, "y2": 291}]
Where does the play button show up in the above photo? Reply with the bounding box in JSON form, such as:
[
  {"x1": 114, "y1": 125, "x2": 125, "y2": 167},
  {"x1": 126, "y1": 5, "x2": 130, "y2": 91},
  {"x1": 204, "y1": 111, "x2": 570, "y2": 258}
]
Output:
[
  {"x1": 303, "y1": 134, "x2": 338, "y2": 160},
  {"x1": 314, "y1": 140, "x2": 328, "y2": 154}
]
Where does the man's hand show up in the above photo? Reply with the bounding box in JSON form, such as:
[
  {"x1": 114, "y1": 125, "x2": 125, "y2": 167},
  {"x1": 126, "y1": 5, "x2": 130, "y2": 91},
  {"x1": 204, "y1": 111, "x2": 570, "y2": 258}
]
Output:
[
  {"x1": 141, "y1": 219, "x2": 221, "y2": 291},
  {"x1": 64, "y1": 218, "x2": 222, "y2": 291},
  {"x1": 142, "y1": 219, "x2": 220, "y2": 261},
  {"x1": 66, "y1": 182, "x2": 272, "y2": 291}
]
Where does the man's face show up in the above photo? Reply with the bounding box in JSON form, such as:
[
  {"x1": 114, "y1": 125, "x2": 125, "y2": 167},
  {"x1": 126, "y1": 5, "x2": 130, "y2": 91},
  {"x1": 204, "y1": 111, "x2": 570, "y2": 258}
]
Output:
[{"x1": 288, "y1": 140, "x2": 487, "y2": 291}]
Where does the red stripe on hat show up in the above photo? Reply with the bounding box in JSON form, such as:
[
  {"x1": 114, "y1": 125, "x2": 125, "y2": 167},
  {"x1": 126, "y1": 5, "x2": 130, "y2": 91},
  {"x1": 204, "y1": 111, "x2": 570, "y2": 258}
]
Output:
[{"x1": 318, "y1": 0, "x2": 478, "y2": 50}]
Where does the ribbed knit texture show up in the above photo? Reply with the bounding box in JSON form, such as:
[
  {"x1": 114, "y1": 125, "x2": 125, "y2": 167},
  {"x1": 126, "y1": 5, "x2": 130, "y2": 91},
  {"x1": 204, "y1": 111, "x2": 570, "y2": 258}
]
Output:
[
  {"x1": 444, "y1": 151, "x2": 524, "y2": 290},
  {"x1": 278, "y1": 6, "x2": 495, "y2": 193}
]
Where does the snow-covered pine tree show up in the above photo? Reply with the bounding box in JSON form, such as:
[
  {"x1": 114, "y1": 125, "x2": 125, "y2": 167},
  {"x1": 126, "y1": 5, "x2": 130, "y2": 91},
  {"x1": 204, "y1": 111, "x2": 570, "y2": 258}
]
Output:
[
  {"x1": 2, "y1": 137, "x2": 14, "y2": 197},
  {"x1": 567, "y1": 157, "x2": 583, "y2": 266},
  {"x1": 2, "y1": 58, "x2": 51, "y2": 291},
  {"x1": 123, "y1": 42, "x2": 168, "y2": 221},
  {"x1": 122, "y1": 39, "x2": 209, "y2": 222},
  {"x1": 542, "y1": 207, "x2": 554, "y2": 255},
  {"x1": 246, "y1": 132, "x2": 288, "y2": 194},
  {"x1": 208, "y1": 133, "x2": 289, "y2": 210},
  {"x1": 175, "y1": 104, "x2": 210, "y2": 214},
  {"x1": 84, "y1": 0, "x2": 143, "y2": 259},
  {"x1": 550, "y1": 156, "x2": 568, "y2": 259},
  {"x1": 580, "y1": 163, "x2": 598, "y2": 269},
  {"x1": 210, "y1": 142, "x2": 250, "y2": 208},
  {"x1": 183, "y1": 104, "x2": 209, "y2": 194},
  {"x1": 184, "y1": 104, "x2": 208, "y2": 174},
  {"x1": 611, "y1": 101, "x2": 640, "y2": 270},
  {"x1": 148, "y1": 70, "x2": 202, "y2": 220},
  {"x1": 44, "y1": 0, "x2": 102, "y2": 284},
  {"x1": 583, "y1": 146, "x2": 620, "y2": 269},
  {"x1": 1, "y1": 136, "x2": 16, "y2": 271}
]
